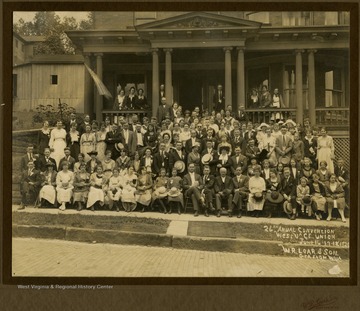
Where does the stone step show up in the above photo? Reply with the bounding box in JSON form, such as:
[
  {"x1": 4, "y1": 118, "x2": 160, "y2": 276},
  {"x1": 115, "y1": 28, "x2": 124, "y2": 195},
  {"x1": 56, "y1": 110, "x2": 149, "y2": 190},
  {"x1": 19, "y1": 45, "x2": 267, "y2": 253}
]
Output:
[{"x1": 12, "y1": 209, "x2": 350, "y2": 259}]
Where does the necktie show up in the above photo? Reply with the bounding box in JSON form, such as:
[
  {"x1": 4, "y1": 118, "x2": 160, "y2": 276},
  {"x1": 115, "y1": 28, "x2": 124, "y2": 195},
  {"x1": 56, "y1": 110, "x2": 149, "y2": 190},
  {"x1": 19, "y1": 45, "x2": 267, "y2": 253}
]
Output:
[{"x1": 283, "y1": 135, "x2": 286, "y2": 145}]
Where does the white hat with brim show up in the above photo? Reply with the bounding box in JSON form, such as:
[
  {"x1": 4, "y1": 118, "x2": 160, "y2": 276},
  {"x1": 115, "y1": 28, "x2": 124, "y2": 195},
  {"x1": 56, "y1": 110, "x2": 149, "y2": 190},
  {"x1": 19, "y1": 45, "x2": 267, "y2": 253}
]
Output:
[
  {"x1": 257, "y1": 122, "x2": 269, "y2": 130},
  {"x1": 168, "y1": 187, "x2": 181, "y2": 197},
  {"x1": 114, "y1": 143, "x2": 125, "y2": 152},
  {"x1": 174, "y1": 161, "x2": 185, "y2": 173},
  {"x1": 155, "y1": 186, "x2": 168, "y2": 198},
  {"x1": 284, "y1": 119, "x2": 297, "y2": 127},
  {"x1": 283, "y1": 201, "x2": 293, "y2": 214},
  {"x1": 201, "y1": 154, "x2": 213, "y2": 165}
]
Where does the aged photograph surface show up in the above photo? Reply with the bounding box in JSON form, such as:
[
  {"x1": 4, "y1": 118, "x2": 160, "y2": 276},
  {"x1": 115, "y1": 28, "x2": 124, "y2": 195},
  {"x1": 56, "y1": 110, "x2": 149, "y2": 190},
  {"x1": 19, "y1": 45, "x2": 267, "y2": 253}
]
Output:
[{"x1": 12, "y1": 10, "x2": 350, "y2": 278}]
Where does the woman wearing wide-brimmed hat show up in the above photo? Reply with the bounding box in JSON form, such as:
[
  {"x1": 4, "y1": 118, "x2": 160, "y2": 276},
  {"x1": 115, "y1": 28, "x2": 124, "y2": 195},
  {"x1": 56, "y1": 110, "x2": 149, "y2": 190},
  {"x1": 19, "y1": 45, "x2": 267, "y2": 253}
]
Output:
[
  {"x1": 264, "y1": 169, "x2": 284, "y2": 218},
  {"x1": 247, "y1": 165, "x2": 266, "y2": 217},
  {"x1": 167, "y1": 168, "x2": 184, "y2": 214}
]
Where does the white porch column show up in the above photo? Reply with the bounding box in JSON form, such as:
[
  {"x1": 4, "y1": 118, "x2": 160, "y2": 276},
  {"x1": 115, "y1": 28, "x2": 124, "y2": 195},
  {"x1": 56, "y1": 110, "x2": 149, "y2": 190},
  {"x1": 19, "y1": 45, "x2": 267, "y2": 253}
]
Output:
[
  {"x1": 224, "y1": 47, "x2": 233, "y2": 109},
  {"x1": 295, "y1": 49, "x2": 304, "y2": 124},
  {"x1": 308, "y1": 49, "x2": 317, "y2": 125},
  {"x1": 95, "y1": 53, "x2": 103, "y2": 123},
  {"x1": 236, "y1": 47, "x2": 245, "y2": 110},
  {"x1": 151, "y1": 49, "x2": 159, "y2": 117},
  {"x1": 164, "y1": 48, "x2": 173, "y2": 106}
]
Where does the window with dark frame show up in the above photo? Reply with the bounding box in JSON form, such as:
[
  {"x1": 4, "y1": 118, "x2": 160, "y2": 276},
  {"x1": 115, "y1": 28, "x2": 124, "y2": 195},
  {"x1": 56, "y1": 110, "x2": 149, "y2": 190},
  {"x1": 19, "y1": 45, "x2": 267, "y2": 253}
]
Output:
[{"x1": 51, "y1": 75, "x2": 58, "y2": 85}]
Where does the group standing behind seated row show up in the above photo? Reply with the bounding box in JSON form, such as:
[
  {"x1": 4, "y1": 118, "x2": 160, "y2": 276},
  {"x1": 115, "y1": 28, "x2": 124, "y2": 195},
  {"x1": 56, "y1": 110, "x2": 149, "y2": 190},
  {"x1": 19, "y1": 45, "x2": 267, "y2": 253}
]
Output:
[{"x1": 19, "y1": 98, "x2": 349, "y2": 223}]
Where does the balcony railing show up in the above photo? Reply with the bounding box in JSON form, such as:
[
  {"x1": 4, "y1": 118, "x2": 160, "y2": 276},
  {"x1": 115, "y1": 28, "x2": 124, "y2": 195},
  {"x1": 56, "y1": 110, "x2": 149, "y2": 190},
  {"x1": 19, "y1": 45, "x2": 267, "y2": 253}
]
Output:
[
  {"x1": 244, "y1": 108, "x2": 297, "y2": 124},
  {"x1": 102, "y1": 109, "x2": 151, "y2": 124},
  {"x1": 315, "y1": 107, "x2": 350, "y2": 127}
]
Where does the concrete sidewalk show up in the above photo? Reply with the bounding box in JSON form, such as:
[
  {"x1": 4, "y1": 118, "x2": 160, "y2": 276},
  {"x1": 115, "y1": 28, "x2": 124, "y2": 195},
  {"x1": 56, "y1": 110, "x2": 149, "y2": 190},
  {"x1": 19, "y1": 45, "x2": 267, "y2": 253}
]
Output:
[{"x1": 12, "y1": 238, "x2": 350, "y2": 278}]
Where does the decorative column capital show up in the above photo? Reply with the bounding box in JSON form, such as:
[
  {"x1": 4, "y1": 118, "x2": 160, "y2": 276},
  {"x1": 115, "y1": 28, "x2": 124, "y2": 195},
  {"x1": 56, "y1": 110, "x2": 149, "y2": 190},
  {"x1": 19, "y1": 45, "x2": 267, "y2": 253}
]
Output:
[
  {"x1": 163, "y1": 48, "x2": 173, "y2": 53},
  {"x1": 294, "y1": 49, "x2": 305, "y2": 55},
  {"x1": 94, "y1": 53, "x2": 104, "y2": 58},
  {"x1": 223, "y1": 47, "x2": 233, "y2": 53},
  {"x1": 307, "y1": 49, "x2": 317, "y2": 54},
  {"x1": 151, "y1": 48, "x2": 159, "y2": 55}
]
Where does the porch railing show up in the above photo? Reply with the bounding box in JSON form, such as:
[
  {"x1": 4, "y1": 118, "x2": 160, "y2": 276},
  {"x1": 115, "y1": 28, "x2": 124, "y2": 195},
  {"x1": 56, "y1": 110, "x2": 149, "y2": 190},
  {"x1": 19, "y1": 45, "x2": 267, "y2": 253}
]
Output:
[
  {"x1": 244, "y1": 108, "x2": 297, "y2": 124},
  {"x1": 315, "y1": 107, "x2": 350, "y2": 127},
  {"x1": 102, "y1": 110, "x2": 151, "y2": 124}
]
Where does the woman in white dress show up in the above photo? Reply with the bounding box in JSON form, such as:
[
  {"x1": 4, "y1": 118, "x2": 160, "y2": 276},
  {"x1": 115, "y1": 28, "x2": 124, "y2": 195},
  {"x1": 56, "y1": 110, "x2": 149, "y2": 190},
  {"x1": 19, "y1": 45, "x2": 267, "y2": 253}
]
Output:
[
  {"x1": 39, "y1": 162, "x2": 57, "y2": 207},
  {"x1": 86, "y1": 165, "x2": 107, "y2": 211},
  {"x1": 101, "y1": 150, "x2": 116, "y2": 179},
  {"x1": 247, "y1": 165, "x2": 266, "y2": 217},
  {"x1": 121, "y1": 166, "x2": 138, "y2": 212},
  {"x1": 259, "y1": 127, "x2": 278, "y2": 167},
  {"x1": 317, "y1": 127, "x2": 335, "y2": 173},
  {"x1": 107, "y1": 167, "x2": 123, "y2": 211},
  {"x1": 56, "y1": 161, "x2": 74, "y2": 211},
  {"x1": 80, "y1": 124, "x2": 97, "y2": 163},
  {"x1": 96, "y1": 122, "x2": 108, "y2": 162},
  {"x1": 179, "y1": 123, "x2": 191, "y2": 146},
  {"x1": 49, "y1": 120, "x2": 67, "y2": 170}
]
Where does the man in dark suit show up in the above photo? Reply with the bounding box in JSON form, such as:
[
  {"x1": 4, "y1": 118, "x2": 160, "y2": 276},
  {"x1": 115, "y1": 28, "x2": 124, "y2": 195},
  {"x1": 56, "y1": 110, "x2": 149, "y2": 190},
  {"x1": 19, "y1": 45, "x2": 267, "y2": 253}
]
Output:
[
  {"x1": 185, "y1": 130, "x2": 202, "y2": 154},
  {"x1": 230, "y1": 128, "x2": 245, "y2": 152},
  {"x1": 37, "y1": 148, "x2": 57, "y2": 172},
  {"x1": 120, "y1": 122, "x2": 137, "y2": 157},
  {"x1": 157, "y1": 97, "x2": 172, "y2": 123},
  {"x1": 232, "y1": 165, "x2": 249, "y2": 218},
  {"x1": 20, "y1": 145, "x2": 38, "y2": 172},
  {"x1": 169, "y1": 141, "x2": 187, "y2": 175},
  {"x1": 213, "y1": 84, "x2": 225, "y2": 112},
  {"x1": 201, "y1": 165, "x2": 215, "y2": 216},
  {"x1": 159, "y1": 84, "x2": 166, "y2": 99},
  {"x1": 281, "y1": 167, "x2": 297, "y2": 220},
  {"x1": 78, "y1": 114, "x2": 92, "y2": 137},
  {"x1": 229, "y1": 146, "x2": 248, "y2": 176},
  {"x1": 244, "y1": 122, "x2": 257, "y2": 145},
  {"x1": 18, "y1": 161, "x2": 41, "y2": 209},
  {"x1": 244, "y1": 139, "x2": 260, "y2": 165},
  {"x1": 200, "y1": 139, "x2": 219, "y2": 176},
  {"x1": 153, "y1": 142, "x2": 170, "y2": 176},
  {"x1": 105, "y1": 124, "x2": 123, "y2": 160},
  {"x1": 183, "y1": 163, "x2": 205, "y2": 217},
  {"x1": 58, "y1": 147, "x2": 76, "y2": 171},
  {"x1": 275, "y1": 126, "x2": 293, "y2": 165},
  {"x1": 201, "y1": 128, "x2": 218, "y2": 152},
  {"x1": 214, "y1": 168, "x2": 234, "y2": 217},
  {"x1": 65, "y1": 112, "x2": 79, "y2": 133}
]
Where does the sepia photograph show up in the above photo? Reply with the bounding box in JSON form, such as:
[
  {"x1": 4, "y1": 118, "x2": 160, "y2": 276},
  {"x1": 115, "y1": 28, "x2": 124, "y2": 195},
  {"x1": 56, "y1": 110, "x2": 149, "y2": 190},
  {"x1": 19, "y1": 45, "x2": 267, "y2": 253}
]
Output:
[{"x1": 10, "y1": 9, "x2": 352, "y2": 280}]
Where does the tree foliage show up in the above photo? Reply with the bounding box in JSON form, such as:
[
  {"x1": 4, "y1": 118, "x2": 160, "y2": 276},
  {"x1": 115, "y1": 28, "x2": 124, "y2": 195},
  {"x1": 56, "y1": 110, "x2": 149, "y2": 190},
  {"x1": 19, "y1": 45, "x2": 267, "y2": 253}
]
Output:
[{"x1": 14, "y1": 11, "x2": 94, "y2": 55}]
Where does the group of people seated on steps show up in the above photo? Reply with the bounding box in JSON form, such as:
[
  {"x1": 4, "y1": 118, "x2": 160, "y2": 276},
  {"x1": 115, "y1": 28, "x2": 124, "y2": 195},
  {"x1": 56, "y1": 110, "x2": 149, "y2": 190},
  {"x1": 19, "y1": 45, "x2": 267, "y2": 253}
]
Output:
[{"x1": 18, "y1": 101, "x2": 349, "y2": 222}]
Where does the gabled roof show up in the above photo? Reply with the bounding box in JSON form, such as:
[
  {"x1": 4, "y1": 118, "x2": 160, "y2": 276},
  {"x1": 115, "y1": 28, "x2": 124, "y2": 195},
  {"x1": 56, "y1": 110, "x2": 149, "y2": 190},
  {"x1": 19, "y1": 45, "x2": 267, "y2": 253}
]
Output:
[{"x1": 136, "y1": 11, "x2": 262, "y2": 31}]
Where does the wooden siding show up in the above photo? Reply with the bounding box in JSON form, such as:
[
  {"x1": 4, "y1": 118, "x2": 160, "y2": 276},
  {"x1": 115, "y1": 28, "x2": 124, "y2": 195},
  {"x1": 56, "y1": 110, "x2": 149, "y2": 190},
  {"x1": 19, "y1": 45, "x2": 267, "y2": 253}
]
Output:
[{"x1": 13, "y1": 64, "x2": 85, "y2": 113}]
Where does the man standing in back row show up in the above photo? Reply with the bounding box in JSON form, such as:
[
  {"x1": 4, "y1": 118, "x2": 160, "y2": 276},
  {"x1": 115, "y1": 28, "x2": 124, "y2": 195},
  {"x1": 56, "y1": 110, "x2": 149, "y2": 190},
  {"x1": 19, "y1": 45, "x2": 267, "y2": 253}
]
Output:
[{"x1": 213, "y1": 84, "x2": 225, "y2": 112}]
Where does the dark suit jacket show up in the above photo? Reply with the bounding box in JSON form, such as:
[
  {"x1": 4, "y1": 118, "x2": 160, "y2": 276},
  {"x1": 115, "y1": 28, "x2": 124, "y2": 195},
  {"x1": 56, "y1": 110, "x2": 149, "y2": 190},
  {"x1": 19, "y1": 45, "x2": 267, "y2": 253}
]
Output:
[
  {"x1": 202, "y1": 174, "x2": 215, "y2": 192},
  {"x1": 20, "y1": 168, "x2": 41, "y2": 193},
  {"x1": 168, "y1": 149, "x2": 187, "y2": 172},
  {"x1": 20, "y1": 154, "x2": 38, "y2": 172},
  {"x1": 153, "y1": 151, "x2": 170, "y2": 175},
  {"x1": 124, "y1": 95, "x2": 138, "y2": 109},
  {"x1": 37, "y1": 155, "x2": 57, "y2": 172},
  {"x1": 200, "y1": 149, "x2": 219, "y2": 176},
  {"x1": 334, "y1": 166, "x2": 349, "y2": 183},
  {"x1": 65, "y1": 119, "x2": 80, "y2": 133},
  {"x1": 183, "y1": 173, "x2": 203, "y2": 196},
  {"x1": 157, "y1": 104, "x2": 172, "y2": 122},
  {"x1": 214, "y1": 175, "x2": 234, "y2": 195},
  {"x1": 213, "y1": 90, "x2": 225, "y2": 111},
  {"x1": 86, "y1": 159, "x2": 102, "y2": 174},
  {"x1": 185, "y1": 138, "x2": 202, "y2": 154},
  {"x1": 229, "y1": 154, "x2": 248, "y2": 175},
  {"x1": 232, "y1": 175, "x2": 249, "y2": 192},
  {"x1": 105, "y1": 130, "x2": 123, "y2": 160},
  {"x1": 280, "y1": 176, "x2": 296, "y2": 198}
]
